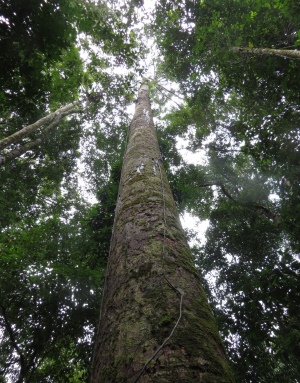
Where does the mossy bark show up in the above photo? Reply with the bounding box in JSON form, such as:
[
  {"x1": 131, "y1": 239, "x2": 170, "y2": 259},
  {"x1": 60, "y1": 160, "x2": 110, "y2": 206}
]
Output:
[{"x1": 91, "y1": 84, "x2": 235, "y2": 383}]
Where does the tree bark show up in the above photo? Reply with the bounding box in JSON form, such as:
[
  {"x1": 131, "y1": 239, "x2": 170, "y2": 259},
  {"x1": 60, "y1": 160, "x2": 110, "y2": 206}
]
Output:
[
  {"x1": 232, "y1": 46, "x2": 300, "y2": 60},
  {"x1": 91, "y1": 84, "x2": 234, "y2": 383}
]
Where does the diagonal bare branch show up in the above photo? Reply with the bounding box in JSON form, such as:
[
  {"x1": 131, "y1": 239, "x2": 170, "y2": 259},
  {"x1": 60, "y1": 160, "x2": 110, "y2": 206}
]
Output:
[{"x1": 0, "y1": 101, "x2": 83, "y2": 151}]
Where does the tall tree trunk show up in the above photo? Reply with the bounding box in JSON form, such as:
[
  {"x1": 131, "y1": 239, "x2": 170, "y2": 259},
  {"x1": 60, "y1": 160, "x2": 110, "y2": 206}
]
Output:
[
  {"x1": 232, "y1": 46, "x2": 300, "y2": 60},
  {"x1": 91, "y1": 84, "x2": 234, "y2": 383}
]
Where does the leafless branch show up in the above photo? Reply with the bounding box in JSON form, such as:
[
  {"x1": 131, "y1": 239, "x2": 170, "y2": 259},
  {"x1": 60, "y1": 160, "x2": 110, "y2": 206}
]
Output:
[{"x1": 0, "y1": 101, "x2": 83, "y2": 151}]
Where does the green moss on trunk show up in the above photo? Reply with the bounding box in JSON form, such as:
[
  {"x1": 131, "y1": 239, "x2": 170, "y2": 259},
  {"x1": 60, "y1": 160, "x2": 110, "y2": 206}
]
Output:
[{"x1": 91, "y1": 84, "x2": 235, "y2": 383}]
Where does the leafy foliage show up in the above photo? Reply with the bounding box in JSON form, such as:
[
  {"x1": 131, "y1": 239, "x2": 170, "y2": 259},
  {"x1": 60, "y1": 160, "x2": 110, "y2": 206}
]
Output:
[
  {"x1": 0, "y1": 197, "x2": 105, "y2": 381},
  {"x1": 0, "y1": 0, "x2": 140, "y2": 381},
  {"x1": 2, "y1": 0, "x2": 300, "y2": 382},
  {"x1": 154, "y1": 0, "x2": 300, "y2": 381}
]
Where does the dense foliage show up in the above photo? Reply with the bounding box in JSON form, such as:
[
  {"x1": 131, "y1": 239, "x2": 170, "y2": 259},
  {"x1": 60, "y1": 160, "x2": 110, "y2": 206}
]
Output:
[
  {"x1": 1, "y1": 0, "x2": 300, "y2": 382},
  {"x1": 155, "y1": 0, "x2": 300, "y2": 381},
  {"x1": 0, "y1": 0, "x2": 138, "y2": 381}
]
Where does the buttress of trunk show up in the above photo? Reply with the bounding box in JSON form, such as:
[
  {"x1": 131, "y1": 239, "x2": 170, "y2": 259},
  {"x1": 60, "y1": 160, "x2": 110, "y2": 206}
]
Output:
[{"x1": 91, "y1": 84, "x2": 234, "y2": 383}]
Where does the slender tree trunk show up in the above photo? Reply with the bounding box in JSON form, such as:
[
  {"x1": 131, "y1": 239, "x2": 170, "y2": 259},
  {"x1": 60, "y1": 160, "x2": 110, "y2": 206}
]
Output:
[
  {"x1": 232, "y1": 46, "x2": 300, "y2": 59},
  {"x1": 91, "y1": 84, "x2": 234, "y2": 383}
]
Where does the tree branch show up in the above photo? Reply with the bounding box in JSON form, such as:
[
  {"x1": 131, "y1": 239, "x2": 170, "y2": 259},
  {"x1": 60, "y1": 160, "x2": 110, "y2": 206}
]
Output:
[
  {"x1": 232, "y1": 46, "x2": 300, "y2": 60},
  {"x1": 154, "y1": 84, "x2": 182, "y2": 108},
  {"x1": 0, "y1": 305, "x2": 22, "y2": 357},
  {"x1": 0, "y1": 304, "x2": 27, "y2": 383},
  {"x1": 199, "y1": 182, "x2": 280, "y2": 223},
  {"x1": 0, "y1": 108, "x2": 84, "y2": 165},
  {"x1": 0, "y1": 101, "x2": 83, "y2": 151},
  {"x1": 155, "y1": 82, "x2": 185, "y2": 101},
  {"x1": 0, "y1": 123, "x2": 57, "y2": 165}
]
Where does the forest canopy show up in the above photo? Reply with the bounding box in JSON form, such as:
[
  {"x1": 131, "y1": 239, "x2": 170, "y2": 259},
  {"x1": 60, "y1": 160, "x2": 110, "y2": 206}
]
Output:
[{"x1": 1, "y1": 0, "x2": 300, "y2": 382}]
